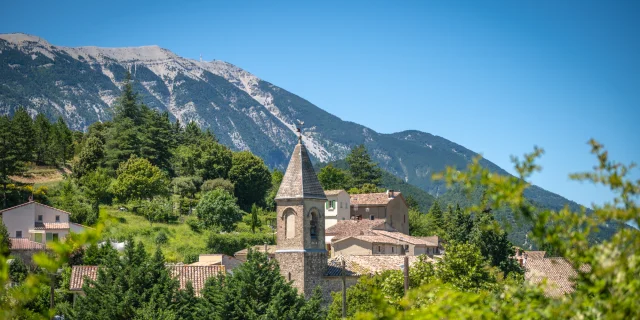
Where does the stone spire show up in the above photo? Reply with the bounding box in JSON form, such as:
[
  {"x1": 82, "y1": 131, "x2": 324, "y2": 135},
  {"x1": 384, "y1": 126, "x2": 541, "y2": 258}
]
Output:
[{"x1": 275, "y1": 139, "x2": 326, "y2": 200}]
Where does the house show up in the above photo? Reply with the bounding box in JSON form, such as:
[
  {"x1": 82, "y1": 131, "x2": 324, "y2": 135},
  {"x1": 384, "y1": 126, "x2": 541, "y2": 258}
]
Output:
[
  {"x1": 350, "y1": 190, "x2": 409, "y2": 234},
  {"x1": 189, "y1": 254, "x2": 243, "y2": 271},
  {"x1": 517, "y1": 250, "x2": 587, "y2": 297},
  {"x1": 323, "y1": 190, "x2": 350, "y2": 229},
  {"x1": 1, "y1": 201, "x2": 88, "y2": 244},
  {"x1": 328, "y1": 224, "x2": 440, "y2": 257},
  {"x1": 70, "y1": 264, "x2": 225, "y2": 298}
]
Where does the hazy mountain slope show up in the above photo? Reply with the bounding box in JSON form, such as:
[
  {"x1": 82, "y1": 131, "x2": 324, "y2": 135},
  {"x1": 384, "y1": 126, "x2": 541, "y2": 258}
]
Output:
[{"x1": 0, "y1": 33, "x2": 596, "y2": 220}]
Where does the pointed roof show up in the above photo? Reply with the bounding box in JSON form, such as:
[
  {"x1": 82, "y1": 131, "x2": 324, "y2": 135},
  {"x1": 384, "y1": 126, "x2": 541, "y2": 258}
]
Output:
[{"x1": 276, "y1": 141, "x2": 326, "y2": 200}]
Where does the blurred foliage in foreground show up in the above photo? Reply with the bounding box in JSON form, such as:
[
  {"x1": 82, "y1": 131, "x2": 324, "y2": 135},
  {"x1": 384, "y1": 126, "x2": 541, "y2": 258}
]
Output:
[{"x1": 346, "y1": 140, "x2": 639, "y2": 319}]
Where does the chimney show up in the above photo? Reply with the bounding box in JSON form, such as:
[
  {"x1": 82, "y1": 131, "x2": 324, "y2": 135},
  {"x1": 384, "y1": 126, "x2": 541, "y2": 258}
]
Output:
[{"x1": 387, "y1": 190, "x2": 395, "y2": 198}]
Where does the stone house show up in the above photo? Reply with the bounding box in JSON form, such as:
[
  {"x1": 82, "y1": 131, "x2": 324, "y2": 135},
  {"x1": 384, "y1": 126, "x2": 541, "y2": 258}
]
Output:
[
  {"x1": 234, "y1": 244, "x2": 276, "y2": 262},
  {"x1": 328, "y1": 225, "x2": 440, "y2": 257},
  {"x1": 188, "y1": 254, "x2": 243, "y2": 272},
  {"x1": 350, "y1": 191, "x2": 409, "y2": 234},
  {"x1": 323, "y1": 190, "x2": 350, "y2": 229},
  {"x1": 1, "y1": 201, "x2": 88, "y2": 244}
]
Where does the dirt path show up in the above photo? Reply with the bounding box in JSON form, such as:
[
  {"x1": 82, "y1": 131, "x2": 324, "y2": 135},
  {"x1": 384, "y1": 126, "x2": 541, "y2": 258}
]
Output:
[{"x1": 9, "y1": 166, "x2": 70, "y2": 185}]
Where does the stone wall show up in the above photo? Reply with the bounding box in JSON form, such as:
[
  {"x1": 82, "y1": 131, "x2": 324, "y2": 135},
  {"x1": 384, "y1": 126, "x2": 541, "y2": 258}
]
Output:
[{"x1": 319, "y1": 276, "x2": 360, "y2": 303}]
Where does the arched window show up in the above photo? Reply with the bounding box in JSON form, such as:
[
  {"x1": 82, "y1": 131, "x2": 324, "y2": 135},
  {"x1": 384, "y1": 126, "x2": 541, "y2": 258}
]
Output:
[
  {"x1": 284, "y1": 209, "x2": 296, "y2": 239},
  {"x1": 310, "y1": 210, "x2": 318, "y2": 240}
]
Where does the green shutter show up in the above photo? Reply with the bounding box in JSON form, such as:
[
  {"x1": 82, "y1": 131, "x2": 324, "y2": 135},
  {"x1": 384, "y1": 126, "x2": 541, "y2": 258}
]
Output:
[
  {"x1": 34, "y1": 233, "x2": 42, "y2": 243},
  {"x1": 46, "y1": 233, "x2": 53, "y2": 241}
]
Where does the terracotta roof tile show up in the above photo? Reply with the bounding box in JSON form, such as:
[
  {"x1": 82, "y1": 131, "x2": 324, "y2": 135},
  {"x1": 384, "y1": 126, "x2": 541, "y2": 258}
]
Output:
[
  {"x1": 70, "y1": 265, "x2": 224, "y2": 296},
  {"x1": 350, "y1": 192, "x2": 403, "y2": 206},
  {"x1": 525, "y1": 251, "x2": 547, "y2": 260},
  {"x1": 234, "y1": 245, "x2": 277, "y2": 256},
  {"x1": 372, "y1": 230, "x2": 437, "y2": 246},
  {"x1": 333, "y1": 235, "x2": 399, "y2": 245},
  {"x1": 325, "y1": 220, "x2": 389, "y2": 239},
  {"x1": 525, "y1": 257, "x2": 579, "y2": 297},
  {"x1": 70, "y1": 266, "x2": 98, "y2": 291},
  {"x1": 276, "y1": 142, "x2": 326, "y2": 200},
  {"x1": 9, "y1": 238, "x2": 46, "y2": 250},
  {"x1": 325, "y1": 258, "x2": 369, "y2": 276},
  {"x1": 34, "y1": 222, "x2": 69, "y2": 230},
  {"x1": 324, "y1": 190, "x2": 346, "y2": 196},
  {"x1": 169, "y1": 265, "x2": 225, "y2": 295},
  {"x1": 348, "y1": 255, "x2": 432, "y2": 274}
]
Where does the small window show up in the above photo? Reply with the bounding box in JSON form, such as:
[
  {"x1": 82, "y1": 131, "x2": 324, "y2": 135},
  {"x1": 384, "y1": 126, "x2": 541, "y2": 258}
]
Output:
[
  {"x1": 365, "y1": 208, "x2": 370, "y2": 213},
  {"x1": 37, "y1": 215, "x2": 43, "y2": 222},
  {"x1": 46, "y1": 233, "x2": 53, "y2": 241},
  {"x1": 16, "y1": 231, "x2": 22, "y2": 238},
  {"x1": 392, "y1": 247, "x2": 394, "y2": 253},
  {"x1": 339, "y1": 202, "x2": 343, "y2": 209},
  {"x1": 34, "y1": 233, "x2": 42, "y2": 243},
  {"x1": 378, "y1": 246, "x2": 381, "y2": 252},
  {"x1": 288, "y1": 272, "x2": 292, "y2": 281},
  {"x1": 52, "y1": 233, "x2": 59, "y2": 242},
  {"x1": 55, "y1": 215, "x2": 60, "y2": 222},
  {"x1": 369, "y1": 215, "x2": 374, "y2": 220}
]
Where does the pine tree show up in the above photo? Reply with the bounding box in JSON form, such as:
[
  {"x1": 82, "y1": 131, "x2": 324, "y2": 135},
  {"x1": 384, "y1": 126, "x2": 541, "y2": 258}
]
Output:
[
  {"x1": 113, "y1": 72, "x2": 141, "y2": 124},
  {"x1": 428, "y1": 201, "x2": 445, "y2": 233},
  {"x1": 346, "y1": 144, "x2": 382, "y2": 188},
  {"x1": 0, "y1": 115, "x2": 25, "y2": 208},
  {"x1": 11, "y1": 107, "x2": 35, "y2": 163},
  {"x1": 33, "y1": 113, "x2": 52, "y2": 164},
  {"x1": 139, "y1": 108, "x2": 174, "y2": 171},
  {"x1": 73, "y1": 135, "x2": 105, "y2": 179},
  {"x1": 51, "y1": 116, "x2": 73, "y2": 166}
]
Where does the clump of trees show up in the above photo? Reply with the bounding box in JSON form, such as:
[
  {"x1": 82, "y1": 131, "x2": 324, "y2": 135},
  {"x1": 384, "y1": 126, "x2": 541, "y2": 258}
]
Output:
[{"x1": 317, "y1": 144, "x2": 383, "y2": 193}]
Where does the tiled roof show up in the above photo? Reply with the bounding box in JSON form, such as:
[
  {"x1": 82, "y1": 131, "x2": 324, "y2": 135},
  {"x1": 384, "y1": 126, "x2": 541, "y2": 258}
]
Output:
[
  {"x1": 276, "y1": 142, "x2": 326, "y2": 200},
  {"x1": 325, "y1": 219, "x2": 389, "y2": 239},
  {"x1": 34, "y1": 222, "x2": 69, "y2": 230},
  {"x1": 325, "y1": 258, "x2": 370, "y2": 276},
  {"x1": 334, "y1": 235, "x2": 399, "y2": 245},
  {"x1": 348, "y1": 255, "x2": 428, "y2": 273},
  {"x1": 234, "y1": 245, "x2": 277, "y2": 256},
  {"x1": 525, "y1": 257, "x2": 578, "y2": 297},
  {"x1": 70, "y1": 265, "x2": 99, "y2": 291},
  {"x1": 372, "y1": 230, "x2": 437, "y2": 246},
  {"x1": 9, "y1": 238, "x2": 46, "y2": 250},
  {"x1": 70, "y1": 265, "x2": 224, "y2": 296},
  {"x1": 350, "y1": 192, "x2": 402, "y2": 206},
  {"x1": 169, "y1": 265, "x2": 225, "y2": 295},
  {"x1": 324, "y1": 190, "x2": 346, "y2": 196},
  {"x1": 416, "y1": 236, "x2": 442, "y2": 245},
  {"x1": 525, "y1": 251, "x2": 547, "y2": 260}
]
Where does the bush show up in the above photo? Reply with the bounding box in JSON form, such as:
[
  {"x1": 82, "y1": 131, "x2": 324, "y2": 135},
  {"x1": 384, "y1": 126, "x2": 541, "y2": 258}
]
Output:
[
  {"x1": 196, "y1": 189, "x2": 243, "y2": 232},
  {"x1": 206, "y1": 232, "x2": 274, "y2": 256},
  {"x1": 138, "y1": 198, "x2": 177, "y2": 224},
  {"x1": 155, "y1": 232, "x2": 168, "y2": 245},
  {"x1": 186, "y1": 217, "x2": 205, "y2": 233},
  {"x1": 201, "y1": 178, "x2": 234, "y2": 194}
]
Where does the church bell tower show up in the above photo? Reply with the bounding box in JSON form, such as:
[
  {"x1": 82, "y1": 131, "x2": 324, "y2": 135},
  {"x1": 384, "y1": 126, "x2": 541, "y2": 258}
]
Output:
[{"x1": 275, "y1": 133, "x2": 327, "y2": 297}]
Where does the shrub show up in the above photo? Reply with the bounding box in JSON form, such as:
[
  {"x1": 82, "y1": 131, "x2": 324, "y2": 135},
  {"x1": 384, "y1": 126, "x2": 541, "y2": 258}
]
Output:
[
  {"x1": 155, "y1": 232, "x2": 168, "y2": 245},
  {"x1": 206, "y1": 232, "x2": 274, "y2": 256},
  {"x1": 201, "y1": 178, "x2": 234, "y2": 194}
]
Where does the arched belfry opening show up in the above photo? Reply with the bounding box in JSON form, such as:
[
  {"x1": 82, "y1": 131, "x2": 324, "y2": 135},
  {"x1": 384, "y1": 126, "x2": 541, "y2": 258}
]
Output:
[
  {"x1": 310, "y1": 210, "x2": 318, "y2": 240},
  {"x1": 284, "y1": 209, "x2": 296, "y2": 239}
]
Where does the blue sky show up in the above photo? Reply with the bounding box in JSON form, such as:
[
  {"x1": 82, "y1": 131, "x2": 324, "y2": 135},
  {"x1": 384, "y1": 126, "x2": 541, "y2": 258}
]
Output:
[{"x1": 1, "y1": 0, "x2": 639, "y2": 209}]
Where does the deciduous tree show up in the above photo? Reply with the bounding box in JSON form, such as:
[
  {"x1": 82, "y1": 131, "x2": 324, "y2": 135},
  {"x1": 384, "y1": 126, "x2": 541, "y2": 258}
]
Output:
[
  {"x1": 229, "y1": 151, "x2": 271, "y2": 211},
  {"x1": 196, "y1": 189, "x2": 243, "y2": 232}
]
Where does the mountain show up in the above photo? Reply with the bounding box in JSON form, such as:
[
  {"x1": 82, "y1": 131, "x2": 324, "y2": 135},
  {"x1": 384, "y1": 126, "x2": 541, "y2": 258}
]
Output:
[{"x1": 0, "y1": 33, "x2": 613, "y2": 244}]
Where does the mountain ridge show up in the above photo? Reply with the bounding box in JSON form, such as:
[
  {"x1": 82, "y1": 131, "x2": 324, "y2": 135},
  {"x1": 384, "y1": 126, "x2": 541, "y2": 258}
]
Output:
[{"x1": 0, "y1": 33, "x2": 592, "y2": 216}]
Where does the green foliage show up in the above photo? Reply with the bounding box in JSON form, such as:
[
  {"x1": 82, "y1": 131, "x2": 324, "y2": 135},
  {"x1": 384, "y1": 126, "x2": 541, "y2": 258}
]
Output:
[
  {"x1": 348, "y1": 183, "x2": 384, "y2": 194},
  {"x1": 112, "y1": 156, "x2": 169, "y2": 202},
  {"x1": 229, "y1": 151, "x2": 272, "y2": 211},
  {"x1": 74, "y1": 240, "x2": 182, "y2": 319},
  {"x1": 12, "y1": 107, "x2": 36, "y2": 163},
  {"x1": 73, "y1": 135, "x2": 105, "y2": 179},
  {"x1": 80, "y1": 167, "x2": 112, "y2": 217},
  {"x1": 8, "y1": 256, "x2": 28, "y2": 283},
  {"x1": 172, "y1": 132, "x2": 232, "y2": 180},
  {"x1": 470, "y1": 211, "x2": 523, "y2": 276},
  {"x1": 0, "y1": 115, "x2": 26, "y2": 208},
  {"x1": 200, "y1": 249, "x2": 325, "y2": 320},
  {"x1": 346, "y1": 144, "x2": 382, "y2": 188},
  {"x1": 264, "y1": 169, "x2": 283, "y2": 211},
  {"x1": 155, "y1": 231, "x2": 169, "y2": 245},
  {"x1": 52, "y1": 179, "x2": 96, "y2": 225},
  {"x1": 0, "y1": 221, "x2": 10, "y2": 257},
  {"x1": 137, "y1": 197, "x2": 177, "y2": 225},
  {"x1": 249, "y1": 204, "x2": 261, "y2": 233},
  {"x1": 205, "y1": 232, "x2": 274, "y2": 256},
  {"x1": 50, "y1": 116, "x2": 74, "y2": 166},
  {"x1": 201, "y1": 178, "x2": 234, "y2": 194},
  {"x1": 34, "y1": 113, "x2": 52, "y2": 165},
  {"x1": 196, "y1": 189, "x2": 243, "y2": 232},
  {"x1": 436, "y1": 242, "x2": 497, "y2": 292},
  {"x1": 318, "y1": 164, "x2": 352, "y2": 190}
]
